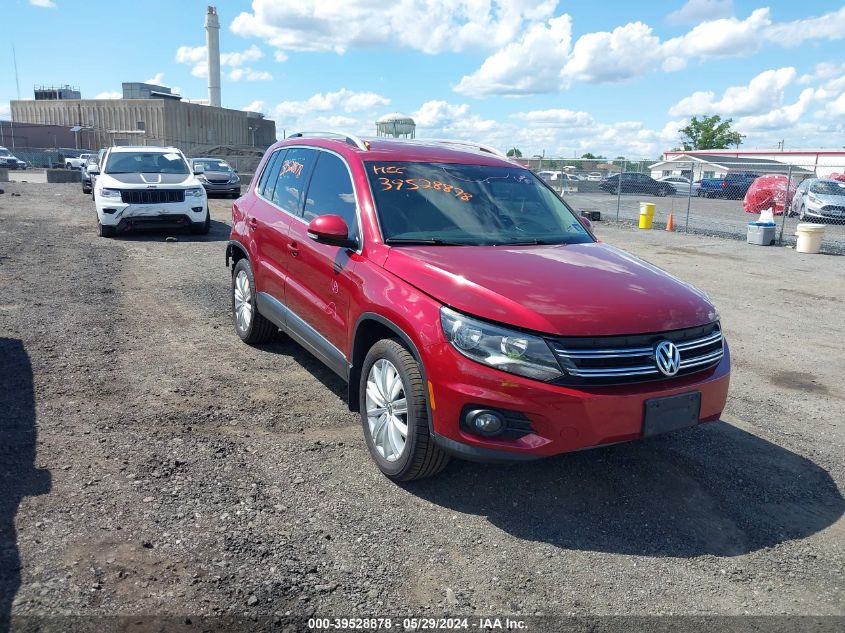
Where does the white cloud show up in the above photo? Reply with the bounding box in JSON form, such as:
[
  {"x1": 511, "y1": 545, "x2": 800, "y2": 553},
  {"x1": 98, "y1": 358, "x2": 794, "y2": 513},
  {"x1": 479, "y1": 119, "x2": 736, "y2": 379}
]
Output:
[
  {"x1": 176, "y1": 44, "x2": 268, "y2": 80},
  {"x1": 272, "y1": 88, "x2": 390, "y2": 123},
  {"x1": 736, "y1": 88, "x2": 815, "y2": 130},
  {"x1": 669, "y1": 67, "x2": 797, "y2": 117},
  {"x1": 666, "y1": 0, "x2": 733, "y2": 26},
  {"x1": 456, "y1": 5, "x2": 845, "y2": 97},
  {"x1": 242, "y1": 100, "x2": 266, "y2": 113},
  {"x1": 454, "y1": 15, "x2": 572, "y2": 97},
  {"x1": 563, "y1": 21, "x2": 662, "y2": 83},
  {"x1": 510, "y1": 108, "x2": 594, "y2": 127},
  {"x1": 94, "y1": 91, "x2": 123, "y2": 99},
  {"x1": 821, "y1": 92, "x2": 845, "y2": 118},
  {"x1": 230, "y1": 0, "x2": 560, "y2": 55},
  {"x1": 145, "y1": 73, "x2": 166, "y2": 86},
  {"x1": 220, "y1": 45, "x2": 263, "y2": 67},
  {"x1": 228, "y1": 68, "x2": 272, "y2": 81},
  {"x1": 765, "y1": 6, "x2": 845, "y2": 47},
  {"x1": 29, "y1": 0, "x2": 56, "y2": 7}
]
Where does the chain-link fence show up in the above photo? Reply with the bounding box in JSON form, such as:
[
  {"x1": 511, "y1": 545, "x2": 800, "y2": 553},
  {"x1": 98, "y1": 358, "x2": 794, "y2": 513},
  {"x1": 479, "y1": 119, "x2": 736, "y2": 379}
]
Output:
[{"x1": 525, "y1": 157, "x2": 845, "y2": 254}]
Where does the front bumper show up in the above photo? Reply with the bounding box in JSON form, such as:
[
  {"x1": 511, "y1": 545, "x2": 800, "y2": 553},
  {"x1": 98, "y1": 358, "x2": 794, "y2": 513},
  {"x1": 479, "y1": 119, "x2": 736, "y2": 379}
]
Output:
[
  {"x1": 96, "y1": 199, "x2": 207, "y2": 229},
  {"x1": 200, "y1": 181, "x2": 240, "y2": 195},
  {"x1": 805, "y1": 205, "x2": 845, "y2": 220},
  {"x1": 427, "y1": 341, "x2": 731, "y2": 461}
]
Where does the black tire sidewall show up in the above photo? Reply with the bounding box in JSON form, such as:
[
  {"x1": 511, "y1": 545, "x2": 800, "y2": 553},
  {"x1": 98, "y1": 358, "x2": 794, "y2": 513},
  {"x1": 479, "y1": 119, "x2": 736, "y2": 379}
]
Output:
[{"x1": 359, "y1": 341, "x2": 425, "y2": 479}]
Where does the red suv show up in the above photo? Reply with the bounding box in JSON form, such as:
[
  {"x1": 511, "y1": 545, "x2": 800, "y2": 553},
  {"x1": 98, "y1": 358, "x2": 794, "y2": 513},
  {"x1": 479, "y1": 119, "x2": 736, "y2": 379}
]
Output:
[{"x1": 226, "y1": 134, "x2": 730, "y2": 481}]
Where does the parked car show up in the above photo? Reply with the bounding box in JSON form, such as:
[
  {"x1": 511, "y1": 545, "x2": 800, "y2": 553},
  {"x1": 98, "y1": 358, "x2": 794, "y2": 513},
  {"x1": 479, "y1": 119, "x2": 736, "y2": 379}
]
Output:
[
  {"x1": 697, "y1": 172, "x2": 759, "y2": 199},
  {"x1": 190, "y1": 158, "x2": 241, "y2": 198},
  {"x1": 600, "y1": 172, "x2": 676, "y2": 196},
  {"x1": 226, "y1": 134, "x2": 730, "y2": 481},
  {"x1": 788, "y1": 178, "x2": 845, "y2": 221},
  {"x1": 586, "y1": 172, "x2": 603, "y2": 181},
  {"x1": 0, "y1": 147, "x2": 27, "y2": 170},
  {"x1": 88, "y1": 146, "x2": 209, "y2": 237},
  {"x1": 65, "y1": 153, "x2": 96, "y2": 170},
  {"x1": 537, "y1": 170, "x2": 579, "y2": 191},
  {"x1": 659, "y1": 176, "x2": 699, "y2": 196},
  {"x1": 81, "y1": 150, "x2": 106, "y2": 195}
]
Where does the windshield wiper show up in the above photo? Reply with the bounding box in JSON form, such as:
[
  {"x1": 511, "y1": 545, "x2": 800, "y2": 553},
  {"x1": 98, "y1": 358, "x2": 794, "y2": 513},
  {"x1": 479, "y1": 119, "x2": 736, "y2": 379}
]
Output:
[
  {"x1": 385, "y1": 238, "x2": 467, "y2": 246},
  {"x1": 497, "y1": 239, "x2": 563, "y2": 245}
]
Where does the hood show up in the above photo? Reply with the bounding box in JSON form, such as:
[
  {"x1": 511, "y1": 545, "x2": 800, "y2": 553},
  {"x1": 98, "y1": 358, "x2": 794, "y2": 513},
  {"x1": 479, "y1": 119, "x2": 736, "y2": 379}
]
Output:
[
  {"x1": 105, "y1": 172, "x2": 196, "y2": 186},
  {"x1": 383, "y1": 242, "x2": 717, "y2": 336}
]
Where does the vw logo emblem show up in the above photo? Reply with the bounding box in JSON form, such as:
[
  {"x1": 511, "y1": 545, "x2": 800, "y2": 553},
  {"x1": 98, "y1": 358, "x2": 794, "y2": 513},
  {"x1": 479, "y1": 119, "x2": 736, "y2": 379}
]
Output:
[{"x1": 654, "y1": 341, "x2": 681, "y2": 376}]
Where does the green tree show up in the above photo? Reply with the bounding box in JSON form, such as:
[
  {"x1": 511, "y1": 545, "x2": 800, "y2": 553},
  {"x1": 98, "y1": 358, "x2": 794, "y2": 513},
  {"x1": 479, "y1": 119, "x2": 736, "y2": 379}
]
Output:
[
  {"x1": 506, "y1": 147, "x2": 523, "y2": 158},
  {"x1": 679, "y1": 115, "x2": 744, "y2": 150},
  {"x1": 580, "y1": 152, "x2": 605, "y2": 160}
]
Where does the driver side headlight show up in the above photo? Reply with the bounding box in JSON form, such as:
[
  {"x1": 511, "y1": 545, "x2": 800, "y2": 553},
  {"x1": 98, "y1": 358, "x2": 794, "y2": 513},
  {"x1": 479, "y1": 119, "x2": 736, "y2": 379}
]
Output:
[
  {"x1": 185, "y1": 187, "x2": 205, "y2": 198},
  {"x1": 440, "y1": 307, "x2": 563, "y2": 381},
  {"x1": 99, "y1": 187, "x2": 121, "y2": 199}
]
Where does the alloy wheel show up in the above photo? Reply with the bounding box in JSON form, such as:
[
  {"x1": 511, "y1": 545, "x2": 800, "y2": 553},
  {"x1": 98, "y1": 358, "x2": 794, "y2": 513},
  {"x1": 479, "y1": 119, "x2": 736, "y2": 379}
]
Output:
[
  {"x1": 233, "y1": 270, "x2": 253, "y2": 332},
  {"x1": 365, "y1": 359, "x2": 408, "y2": 462}
]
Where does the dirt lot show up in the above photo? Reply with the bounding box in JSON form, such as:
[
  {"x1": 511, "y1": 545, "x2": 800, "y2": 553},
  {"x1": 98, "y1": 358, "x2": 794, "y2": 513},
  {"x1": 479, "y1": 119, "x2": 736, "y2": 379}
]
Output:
[{"x1": 1, "y1": 182, "x2": 843, "y2": 629}]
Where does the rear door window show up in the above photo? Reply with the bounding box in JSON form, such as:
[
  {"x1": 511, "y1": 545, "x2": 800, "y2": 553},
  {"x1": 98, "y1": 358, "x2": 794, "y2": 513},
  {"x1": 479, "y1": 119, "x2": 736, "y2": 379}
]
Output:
[
  {"x1": 271, "y1": 148, "x2": 316, "y2": 216},
  {"x1": 303, "y1": 152, "x2": 359, "y2": 242}
]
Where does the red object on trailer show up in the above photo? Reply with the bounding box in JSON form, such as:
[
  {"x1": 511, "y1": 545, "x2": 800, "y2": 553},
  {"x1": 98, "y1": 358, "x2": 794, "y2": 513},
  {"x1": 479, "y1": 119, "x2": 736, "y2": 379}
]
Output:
[
  {"x1": 743, "y1": 174, "x2": 797, "y2": 215},
  {"x1": 827, "y1": 172, "x2": 845, "y2": 182}
]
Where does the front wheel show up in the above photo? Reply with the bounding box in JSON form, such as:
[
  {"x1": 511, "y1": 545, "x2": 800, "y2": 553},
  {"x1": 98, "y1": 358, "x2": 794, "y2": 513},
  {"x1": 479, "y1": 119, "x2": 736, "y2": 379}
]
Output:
[
  {"x1": 360, "y1": 339, "x2": 449, "y2": 481},
  {"x1": 97, "y1": 221, "x2": 115, "y2": 238},
  {"x1": 191, "y1": 210, "x2": 211, "y2": 234},
  {"x1": 656, "y1": 188, "x2": 669, "y2": 197}
]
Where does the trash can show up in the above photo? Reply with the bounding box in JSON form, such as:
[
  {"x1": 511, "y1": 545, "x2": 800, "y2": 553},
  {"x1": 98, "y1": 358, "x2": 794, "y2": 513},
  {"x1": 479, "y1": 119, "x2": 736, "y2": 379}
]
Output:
[
  {"x1": 747, "y1": 222, "x2": 776, "y2": 246},
  {"x1": 639, "y1": 202, "x2": 655, "y2": 229},
  {"x1": 795, "y1": 223, "x2": 825, "y2": 254}
]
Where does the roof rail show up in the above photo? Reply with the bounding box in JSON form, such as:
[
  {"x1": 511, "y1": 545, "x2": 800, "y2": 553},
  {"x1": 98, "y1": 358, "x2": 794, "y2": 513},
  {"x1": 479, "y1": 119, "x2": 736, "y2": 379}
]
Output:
[
  {"x1": 287, "y1": 131, "x2": 368, "y2": 151},
  {"x1": 424, "y1": 138, "x2": 507, "y2": 158}
]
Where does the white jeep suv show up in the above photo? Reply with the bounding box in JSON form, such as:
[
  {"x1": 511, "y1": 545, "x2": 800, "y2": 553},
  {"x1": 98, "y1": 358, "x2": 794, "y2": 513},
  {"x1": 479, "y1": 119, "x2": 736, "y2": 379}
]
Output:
[{"x1": 90, "y1": 146, "x2": 209, "y2": 237}]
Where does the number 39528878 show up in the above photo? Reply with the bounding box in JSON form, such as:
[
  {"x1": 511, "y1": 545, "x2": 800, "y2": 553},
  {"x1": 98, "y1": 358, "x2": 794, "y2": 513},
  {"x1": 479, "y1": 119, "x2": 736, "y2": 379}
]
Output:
[{"x1": 378, "y1": 177, "x2": 472, "y2": 202}]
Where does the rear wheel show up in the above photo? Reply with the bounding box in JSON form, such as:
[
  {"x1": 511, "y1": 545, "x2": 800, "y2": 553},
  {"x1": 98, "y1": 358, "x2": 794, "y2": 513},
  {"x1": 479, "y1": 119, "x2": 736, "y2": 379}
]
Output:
[
  {"x1": 359, "y1": 339, "x2": 449, "y2": 481},
  {"x1": 231, "y1": 258, "x2": 277, "y2": 344}
]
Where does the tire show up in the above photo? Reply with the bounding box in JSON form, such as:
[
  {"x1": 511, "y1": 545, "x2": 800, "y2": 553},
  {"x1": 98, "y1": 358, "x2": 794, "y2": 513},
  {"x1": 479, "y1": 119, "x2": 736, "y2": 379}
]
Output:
[
  {"x1": 359, "y1": 338, "x2": 449, "y2": 482},
  {"x1": 97, "y1": 221, "x2": 115, "y2": 238},
  {"x1": 231, "y1": 258, "x2": 277, "y2": 345},
  {"x1": 799, "y1": 204, "x2": 807, "y2": 221},
  {"x1": 82, "y1": 185, "x2": 91, "y2": 194},
  {"x1": 191, "y1": 210, "x2": 211, "y2": 235},
  {"x1": 656, "y1": 187, "x2": 669, "y2": 197}
]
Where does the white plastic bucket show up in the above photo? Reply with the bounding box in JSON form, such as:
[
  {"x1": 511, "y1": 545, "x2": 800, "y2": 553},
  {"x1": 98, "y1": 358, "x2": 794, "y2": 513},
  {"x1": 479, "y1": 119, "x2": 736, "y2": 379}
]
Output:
[{"x1": 794, "y1": 223, "x2": 825, "y2": 254}]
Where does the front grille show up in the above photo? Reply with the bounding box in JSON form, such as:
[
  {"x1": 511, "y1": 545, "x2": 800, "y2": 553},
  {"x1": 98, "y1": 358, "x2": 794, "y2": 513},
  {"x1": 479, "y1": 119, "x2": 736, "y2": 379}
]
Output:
[
  {"x1": 821, "y1": 205, "x2": 845, "y2": 215},
  {"x1": 549, "y1": 322, "x2": 723, "y2": 385},
  {"x1": 120, "y1": 189, "x2": 185, "y2": 204}
]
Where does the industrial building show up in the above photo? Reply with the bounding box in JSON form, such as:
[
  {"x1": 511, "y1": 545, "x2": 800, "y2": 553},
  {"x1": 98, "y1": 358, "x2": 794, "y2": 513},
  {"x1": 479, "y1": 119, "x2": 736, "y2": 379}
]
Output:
[
  {"x1": 10, "y1": 85, "x2": 275, "y2": 153},
  {"x1": 7, "y1": 6, "x2": 275, "y2": 154}
]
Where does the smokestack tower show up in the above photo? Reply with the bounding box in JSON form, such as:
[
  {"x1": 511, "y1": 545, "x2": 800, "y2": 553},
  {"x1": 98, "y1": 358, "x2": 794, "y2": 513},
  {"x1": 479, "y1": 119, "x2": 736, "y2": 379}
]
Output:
[{"x1": 205, "y1": 6, "x2": 221, "y2": 107}]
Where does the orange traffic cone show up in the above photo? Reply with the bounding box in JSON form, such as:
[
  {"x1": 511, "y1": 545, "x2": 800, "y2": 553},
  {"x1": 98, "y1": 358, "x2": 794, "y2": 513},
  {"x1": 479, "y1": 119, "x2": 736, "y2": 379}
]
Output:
[{"x1": 665, "y1": 213, "x2": 675, "y2": 231}]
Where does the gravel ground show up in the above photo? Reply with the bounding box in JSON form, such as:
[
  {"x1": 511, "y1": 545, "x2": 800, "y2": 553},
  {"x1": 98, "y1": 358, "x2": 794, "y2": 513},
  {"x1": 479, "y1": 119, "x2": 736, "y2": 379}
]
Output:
[{"x1": 0, "y1": 182, "x2": 843, "y2": 630}]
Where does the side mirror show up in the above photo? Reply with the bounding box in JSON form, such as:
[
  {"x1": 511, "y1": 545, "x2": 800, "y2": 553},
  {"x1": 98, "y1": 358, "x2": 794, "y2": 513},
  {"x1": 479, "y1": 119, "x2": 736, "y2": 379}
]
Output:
[
  {"x1": 87, "y1": 164, "x2": 100, "y2": 175},
  {"x1": 193, "y1": 165, "x2": 205, "y2": 175},
  {"x1": 307, "y1": 214, "x2": 356, "y2": 249},
  {"x1": 578, "y1": 215, "x2": 593, "y2": 231}
]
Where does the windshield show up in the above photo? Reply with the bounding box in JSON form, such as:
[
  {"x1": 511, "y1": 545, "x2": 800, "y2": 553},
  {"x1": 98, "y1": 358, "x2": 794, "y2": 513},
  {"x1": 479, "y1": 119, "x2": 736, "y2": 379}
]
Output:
[
  {"x1": 105, "y1": 151, "x2": 189, "y2": 175},
  {"x1": 366, "y1": 162, "x2": 593, "y2": 246},
  {"x1": 193, "y1": 159, "x2": 232, "y2": 172},
  {"x1": 810, "y1": 180, "x2": 845, "y2": 196}
]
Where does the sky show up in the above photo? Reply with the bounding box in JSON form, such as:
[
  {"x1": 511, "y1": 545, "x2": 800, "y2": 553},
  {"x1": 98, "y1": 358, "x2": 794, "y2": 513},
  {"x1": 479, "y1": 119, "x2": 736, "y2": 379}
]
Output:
[{"x1": 2, "y1": 0, "x2": 845, "y2": 158}]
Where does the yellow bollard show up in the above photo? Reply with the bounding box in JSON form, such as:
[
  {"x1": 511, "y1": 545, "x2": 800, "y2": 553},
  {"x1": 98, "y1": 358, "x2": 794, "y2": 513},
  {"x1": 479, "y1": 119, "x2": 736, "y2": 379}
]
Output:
[{"x1": 639, "y1": 202, "x2": 655, "y2": 229}]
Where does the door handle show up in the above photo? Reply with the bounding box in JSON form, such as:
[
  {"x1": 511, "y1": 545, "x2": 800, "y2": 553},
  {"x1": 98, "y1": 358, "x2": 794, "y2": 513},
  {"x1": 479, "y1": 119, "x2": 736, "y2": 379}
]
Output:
[{"x1": 287, "y1": 241, "x2": 300, "y2": 257}]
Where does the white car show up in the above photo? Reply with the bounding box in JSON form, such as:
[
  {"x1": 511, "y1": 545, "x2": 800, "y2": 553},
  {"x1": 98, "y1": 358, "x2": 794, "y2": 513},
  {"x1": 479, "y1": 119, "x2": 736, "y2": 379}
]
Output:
[
  {"x1": 659, "y1": 176, "x2": 699, "y2": 196},
  {"x1": 88, "y1": 146, "x2": 209, "y2": 238},
  {"x1": 65, "y1": 153, "x2": 96, "y2": 169},
  {"x1": 586, "y1": 172, "x2": 603, "y2": 182},
  {"x1": 789, "y1": 178, "x2": 845, "y2": 220}
]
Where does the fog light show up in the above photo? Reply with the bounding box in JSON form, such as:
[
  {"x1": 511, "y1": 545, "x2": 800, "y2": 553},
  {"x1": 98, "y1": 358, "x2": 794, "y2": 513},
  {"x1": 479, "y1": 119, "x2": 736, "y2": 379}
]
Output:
[
  {"x1": 192, "y1": 206, "x2": 204, "y2": 212},
  {"x1": 466, "y1": 409, "x2": 505, "y2": 437}
]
